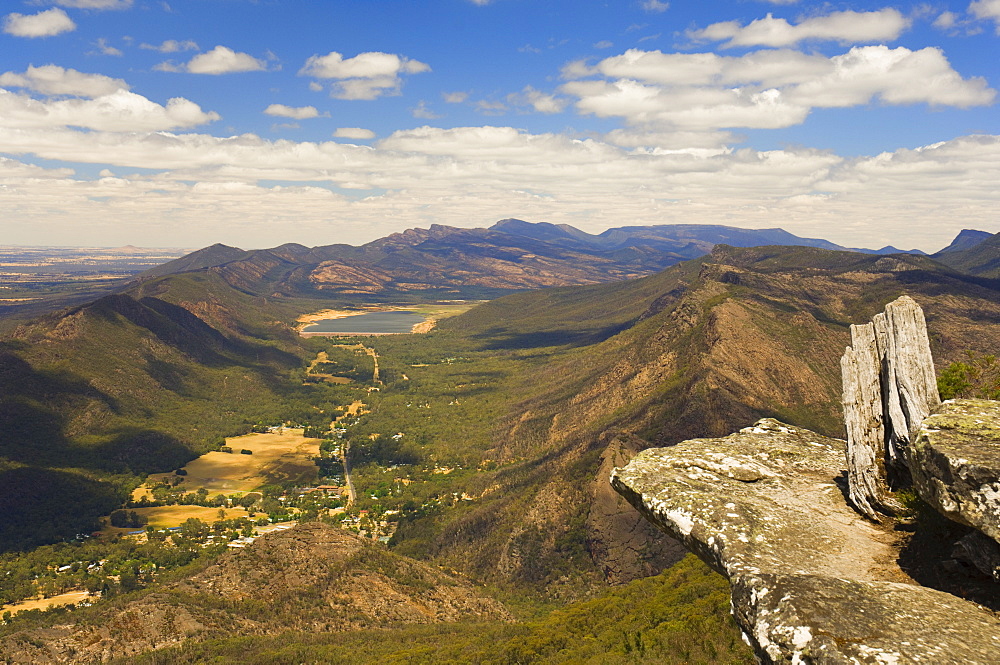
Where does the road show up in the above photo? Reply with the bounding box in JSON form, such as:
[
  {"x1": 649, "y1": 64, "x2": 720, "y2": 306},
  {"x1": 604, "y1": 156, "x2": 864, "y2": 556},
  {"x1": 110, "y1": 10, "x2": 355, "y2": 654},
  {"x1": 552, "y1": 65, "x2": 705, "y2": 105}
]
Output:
[{"x1": 342, "y1": 441, "x2": 357, "y2": 506}]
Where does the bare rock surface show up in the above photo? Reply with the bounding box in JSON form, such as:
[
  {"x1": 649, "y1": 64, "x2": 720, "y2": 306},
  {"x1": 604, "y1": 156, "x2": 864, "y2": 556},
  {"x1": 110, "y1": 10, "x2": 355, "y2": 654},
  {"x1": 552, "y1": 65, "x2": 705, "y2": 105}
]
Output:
[
  {"x1": 912, "y1": 399, "x2": 1000, "y2": 545},
  {"x1": 841, "y1": 295, "x2": 940, "y2": 520},
  {"x1": 612, "y1": 418, "x2": 1000, "y2": 664}
]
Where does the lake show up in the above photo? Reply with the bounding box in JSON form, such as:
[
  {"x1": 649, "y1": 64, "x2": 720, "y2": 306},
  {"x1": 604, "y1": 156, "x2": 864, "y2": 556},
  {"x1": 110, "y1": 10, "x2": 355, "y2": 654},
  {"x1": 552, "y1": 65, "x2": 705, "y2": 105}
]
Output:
[{"x1": 301, "y1": 311, "x2": 427, "y2": 334}]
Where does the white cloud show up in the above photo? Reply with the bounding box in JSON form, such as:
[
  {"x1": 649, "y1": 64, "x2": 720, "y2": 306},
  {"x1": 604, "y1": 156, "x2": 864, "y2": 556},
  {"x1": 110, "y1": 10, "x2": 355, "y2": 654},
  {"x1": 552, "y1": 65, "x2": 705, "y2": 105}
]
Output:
[
  {"x1": 594, "y1": 40, "x2": 614, "y2": 49},
  {"x1": 52, "y1": 0, "x2": 133, "y2": 9},
  {"x1": 506, "y1": 86, "x2": 567, "y2": 113},
  {"x1": 640, "y1": 0, "x2": 669, "y2": 13},
  {"x1": 443, "y1": 91, "x2": 469, "y2": 103},
  {"x1": 299, "y1": 51, "x2": 430, "y2": 100},
  {"x1": 933, "y1": 11, "x2": 958, "y2": 29},
  {"x1": 4, "y1": 8, "x2": 76, "y2": 38},
  {"x1": 264, "y1": 104, "x2": 323, "y2": 119},
  {"x1": 0, "y1": 88, "x2": 219, "y2": 132},
  {"x1": 475, "y1": 100, "x2": 507, "y2": 115},
  {"x1": 334, "y1": 127, "x2": 376, "y2": 140},
  {"x1": 689, "y1": 9, "x2": 910, "y2": 48},
  {"x1": 786, "y1": 46, "x2": 994, "y2": 109},
  {"x1": 412, "y1": 101, "x2": 442, "y2": 119},
  {"x1": 0, "y1": 123, "x2": 996, "y2": 250},
  {"x1": 183, "y1": 46, "x2": 268, "y2": 74},
  {"x1": 94, "y1": 38, "x2": 123, "y2": 56},
  {"x1": 560, "y1": 46, "x2": 994, "y2": 132},
  {"x1": 140, "y1": 39, "x2": 199, "y2": 53},
  {"x1": 970, "y1": 0, "x2": 1000, "y2": 31},
  {"x1": 0, "y1": 65, "x2": 128, "y2": 97}
]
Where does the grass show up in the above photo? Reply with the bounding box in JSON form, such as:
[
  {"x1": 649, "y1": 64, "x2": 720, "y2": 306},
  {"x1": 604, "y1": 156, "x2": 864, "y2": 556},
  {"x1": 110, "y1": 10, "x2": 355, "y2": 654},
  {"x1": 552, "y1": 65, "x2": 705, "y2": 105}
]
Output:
[
  {"x1": 103, "y1": 506, "x2": 245, "y2": 534},
  {"x1": 143, "y1": 430, "x2": 322, "y2": 495},
  {"x1": 0, "y1": 590, "x2": 95, "y2": 618}
]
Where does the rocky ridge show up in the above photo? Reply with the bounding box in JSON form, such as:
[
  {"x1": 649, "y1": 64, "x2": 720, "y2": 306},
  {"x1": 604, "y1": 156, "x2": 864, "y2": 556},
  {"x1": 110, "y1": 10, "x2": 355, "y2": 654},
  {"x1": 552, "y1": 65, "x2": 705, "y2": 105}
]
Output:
[
  {"x1": 613, "y1": 296, "x2": 1000, "y2": 663},
  {"x1": 0, "y1": 523, "x2": 509, "y2": 664}
]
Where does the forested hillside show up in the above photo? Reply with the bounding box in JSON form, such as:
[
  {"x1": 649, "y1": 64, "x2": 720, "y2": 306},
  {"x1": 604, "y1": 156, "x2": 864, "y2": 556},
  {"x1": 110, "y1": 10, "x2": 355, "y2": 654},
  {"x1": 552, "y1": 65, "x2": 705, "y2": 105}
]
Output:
[{"x1": 3, "y1": 240, "x2": 1000, "y2": 662}]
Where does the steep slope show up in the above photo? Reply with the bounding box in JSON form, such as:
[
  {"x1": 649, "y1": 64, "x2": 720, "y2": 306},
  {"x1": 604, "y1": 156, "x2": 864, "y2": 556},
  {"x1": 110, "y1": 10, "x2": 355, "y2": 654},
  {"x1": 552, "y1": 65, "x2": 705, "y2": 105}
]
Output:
[
  {"x1": 933, "y1": 231, "x2": 1000, "y2": 278},
  {"x1": 935, "y1": 229, "x2": 994, "y2": 254},
  {"x1": 393, "y1": 246, "x2": 1000, "y2": 591},
  {"x1": 0, "y1": 271, "x2": 321, "y2": 550},
  {"x1": 0, "y1": 523, "x2": 510, "y2": 663}
]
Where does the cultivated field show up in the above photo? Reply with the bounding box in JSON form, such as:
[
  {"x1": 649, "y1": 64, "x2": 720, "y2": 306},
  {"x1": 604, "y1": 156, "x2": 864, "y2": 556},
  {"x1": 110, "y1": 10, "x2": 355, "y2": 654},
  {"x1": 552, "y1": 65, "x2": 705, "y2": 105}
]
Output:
[
  {"x1": 1, "y1": 591, "x2": 95, "y2": 618},
  {"x1": 142, "y1": 429, "x2": 323, "y2": 496}
]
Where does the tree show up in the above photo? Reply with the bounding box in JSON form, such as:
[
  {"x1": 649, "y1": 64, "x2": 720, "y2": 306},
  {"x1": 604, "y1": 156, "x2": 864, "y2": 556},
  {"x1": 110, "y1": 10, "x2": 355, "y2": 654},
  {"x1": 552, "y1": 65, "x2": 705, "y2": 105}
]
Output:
[{"x1": 938, "y1": 351, "x2": 1000, "y2": 400}]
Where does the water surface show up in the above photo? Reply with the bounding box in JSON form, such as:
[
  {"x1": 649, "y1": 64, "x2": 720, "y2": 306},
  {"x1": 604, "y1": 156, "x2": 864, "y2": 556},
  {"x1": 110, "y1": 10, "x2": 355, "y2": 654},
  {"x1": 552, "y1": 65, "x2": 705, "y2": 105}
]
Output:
[{"x1": 302, "y1": 311, "x2": 425, "y2": 334}]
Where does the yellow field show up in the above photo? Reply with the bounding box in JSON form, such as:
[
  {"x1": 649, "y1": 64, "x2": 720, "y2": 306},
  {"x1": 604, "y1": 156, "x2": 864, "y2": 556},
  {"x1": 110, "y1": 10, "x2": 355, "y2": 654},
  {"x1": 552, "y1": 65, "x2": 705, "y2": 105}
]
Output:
[
  {"x1": 143, "y1": 429, "x2": 322, "y2": 495},
  {"x1": 134, "y1": 505, "x2": 243, "y2": 528},
  {"x1": 98, "y1": 505, "x2": 245, "y2": 536},
  {"x1": 1, "y1": 591, "x2": 95, "y2": 617}
]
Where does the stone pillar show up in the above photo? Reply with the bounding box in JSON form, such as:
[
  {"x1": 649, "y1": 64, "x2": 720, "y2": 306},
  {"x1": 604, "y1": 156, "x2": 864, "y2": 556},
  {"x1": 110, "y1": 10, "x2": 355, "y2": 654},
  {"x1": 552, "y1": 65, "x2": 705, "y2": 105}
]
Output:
[{"x1": 841, "y1": 295, "x2": 940, "y2": 521}]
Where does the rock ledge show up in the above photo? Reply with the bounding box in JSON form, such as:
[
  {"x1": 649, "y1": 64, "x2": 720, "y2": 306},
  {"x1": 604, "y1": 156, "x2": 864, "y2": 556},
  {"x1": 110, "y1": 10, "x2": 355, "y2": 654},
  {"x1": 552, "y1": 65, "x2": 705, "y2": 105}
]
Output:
[{"x1": 612, "y1": 418, "x2": 1000, "y2": 664}]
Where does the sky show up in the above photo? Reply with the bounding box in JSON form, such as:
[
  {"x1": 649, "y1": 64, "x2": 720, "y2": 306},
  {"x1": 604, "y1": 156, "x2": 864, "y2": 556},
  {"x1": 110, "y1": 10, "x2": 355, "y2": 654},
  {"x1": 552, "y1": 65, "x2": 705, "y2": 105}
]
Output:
[{"x1": 1, "y1": 0, "x2": 999, "y2": 251}]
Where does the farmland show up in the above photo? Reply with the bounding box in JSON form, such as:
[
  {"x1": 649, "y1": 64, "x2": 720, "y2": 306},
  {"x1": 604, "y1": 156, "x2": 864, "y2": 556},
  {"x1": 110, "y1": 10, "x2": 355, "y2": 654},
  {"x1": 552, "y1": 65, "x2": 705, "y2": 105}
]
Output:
[{"x1": 138, "y1": 429, "x2": 323, "y2": 497}]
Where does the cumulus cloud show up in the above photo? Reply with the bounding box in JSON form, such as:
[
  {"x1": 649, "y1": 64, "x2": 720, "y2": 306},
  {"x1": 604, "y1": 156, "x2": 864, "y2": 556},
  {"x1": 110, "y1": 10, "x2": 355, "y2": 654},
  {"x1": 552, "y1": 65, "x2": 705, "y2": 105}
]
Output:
[
  {"x1": 0, "y1": 88, "x2": 219, "y2": 132},
  {"x1": 299, "y1": 51, "x2": 430, "y2": 100},
  {"x1": 443, "y1": 91, "x2": 468, "y2": 103},
  {"x1": 182, "y1": 46, "x2": 268, "y2": 74},
  {"x1": 970, "y1": 0, "x2": 1000, "y2": 31},
  {"x1": 333, "y1": 127, "x2": 376, "y2": 140},
  {"x1": 689, "y1": 9, "x2": 910, "y2": 48},
  {"x1": 0, "y1": 65, "x2": 128, "y2": 97},
  {"x1": 506, "y1": 86, "x2": 567, "y2": 113},
  {"x1": 264, "y1": 104, "x2": 324, "y2": 119},
  {"x1": 52, "y1": 0, "x2": 133, "y2": 9},
  {"x1": 1, "y1": 123, "x2": 995, "y2": 250},
  {"x1": 560, "y1": 46, "x2": 994, "y2": 132},
  {"x1": 4, "y1": 8, "x2": 76, "y2": 38}
]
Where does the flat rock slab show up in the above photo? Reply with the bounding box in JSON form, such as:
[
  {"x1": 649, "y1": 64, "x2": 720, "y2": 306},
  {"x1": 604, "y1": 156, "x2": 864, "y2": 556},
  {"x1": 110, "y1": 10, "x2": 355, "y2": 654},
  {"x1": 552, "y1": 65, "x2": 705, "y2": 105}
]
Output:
[
  {"x1": 612, "y1": 418, "x2": 1000, "y2": 664},
  {"x1": 912, "y1": 399, "x2": 1000, "y2": 543}
]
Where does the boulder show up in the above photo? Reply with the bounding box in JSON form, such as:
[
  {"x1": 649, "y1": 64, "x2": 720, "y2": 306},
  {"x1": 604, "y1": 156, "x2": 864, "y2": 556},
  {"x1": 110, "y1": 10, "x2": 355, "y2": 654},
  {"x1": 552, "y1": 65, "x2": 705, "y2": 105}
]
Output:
[
  {"x1": 612, "y1": 418, "x2": 1000, "y2": 664},
  {"x1": 911, "y1": 399, "x2": 1000, "y2": 544}
]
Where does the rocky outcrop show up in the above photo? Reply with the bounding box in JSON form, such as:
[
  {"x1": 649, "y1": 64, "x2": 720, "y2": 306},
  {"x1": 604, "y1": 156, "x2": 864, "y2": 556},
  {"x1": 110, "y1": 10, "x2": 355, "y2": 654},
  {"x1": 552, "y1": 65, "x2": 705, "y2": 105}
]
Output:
[
  {"x1": 611, "y1": 418, "x2": 1000, "y2": 664},
  {"x1": 911, "y1": 399, "x2": 1000, "y2": 545},
  {"x1": 840, "y1": 295, "x2": 940, "y2": 520}
]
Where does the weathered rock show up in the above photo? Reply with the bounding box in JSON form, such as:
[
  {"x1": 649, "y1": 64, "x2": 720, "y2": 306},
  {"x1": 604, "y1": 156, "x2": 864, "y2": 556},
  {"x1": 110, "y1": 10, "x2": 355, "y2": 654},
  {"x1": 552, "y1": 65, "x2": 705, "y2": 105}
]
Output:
[
  {"x1": 911, "y1": 399, "x2": 1000, "y2": 545},
  {"x1": 841, "y1": 295, "x2": 940, "y2": 520},
  {"x1": 952, "y1": 530, "x2": 1000, "y2": 581},
  {"x1": 612, "y1": 418, "x2": 1000, "y2": 664}
]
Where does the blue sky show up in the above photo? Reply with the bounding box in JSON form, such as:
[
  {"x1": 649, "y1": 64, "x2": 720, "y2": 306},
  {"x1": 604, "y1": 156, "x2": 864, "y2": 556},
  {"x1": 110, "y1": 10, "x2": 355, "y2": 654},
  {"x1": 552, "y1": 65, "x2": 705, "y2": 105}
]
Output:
[{"x1": 1, "y1": 0, "x2": 999, "y2": 250}]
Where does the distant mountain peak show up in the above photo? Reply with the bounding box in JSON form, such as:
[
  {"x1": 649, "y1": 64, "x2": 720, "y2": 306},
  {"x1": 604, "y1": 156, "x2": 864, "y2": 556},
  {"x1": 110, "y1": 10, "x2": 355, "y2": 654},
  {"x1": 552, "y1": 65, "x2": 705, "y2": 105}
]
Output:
[{"x1": 935, "y1": 229, "x2": 994, "y2": 255}]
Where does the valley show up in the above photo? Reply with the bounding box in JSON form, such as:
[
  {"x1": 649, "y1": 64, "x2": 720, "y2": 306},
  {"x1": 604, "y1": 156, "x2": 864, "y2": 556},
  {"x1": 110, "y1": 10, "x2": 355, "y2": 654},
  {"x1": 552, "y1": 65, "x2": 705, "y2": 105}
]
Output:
[{"x1": 0, "y1": 223, "x2": 999, "y2": 662}]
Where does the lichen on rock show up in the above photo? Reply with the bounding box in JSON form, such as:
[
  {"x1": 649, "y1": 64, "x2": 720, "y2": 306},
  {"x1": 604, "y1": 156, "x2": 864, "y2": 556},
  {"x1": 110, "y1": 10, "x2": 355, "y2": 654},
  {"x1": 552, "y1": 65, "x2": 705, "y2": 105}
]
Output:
[
  {"x1": 612, "y1": 417, "x2": 1000, "y2": 664},
  {"x1": 911, "y1": 399, "x2": 1000, "y2": 545}
]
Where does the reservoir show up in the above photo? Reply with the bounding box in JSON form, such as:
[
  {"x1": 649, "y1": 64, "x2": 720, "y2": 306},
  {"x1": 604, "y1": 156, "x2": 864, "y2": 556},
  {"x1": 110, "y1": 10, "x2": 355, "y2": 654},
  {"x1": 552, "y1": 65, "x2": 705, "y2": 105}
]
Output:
[{"x1": 301, "y1": 311, "x2": 426, "y2": 334}]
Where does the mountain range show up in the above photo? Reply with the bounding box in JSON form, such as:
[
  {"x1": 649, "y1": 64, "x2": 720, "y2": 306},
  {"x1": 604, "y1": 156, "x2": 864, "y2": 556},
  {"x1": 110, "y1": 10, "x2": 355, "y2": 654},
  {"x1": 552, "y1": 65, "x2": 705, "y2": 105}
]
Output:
[
  {"x1": 136, "y1": 219, "x2": 938, "y2": 301},
  {"x1": 1, "y1": 222, "x2": 999, "y2": 661}
]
